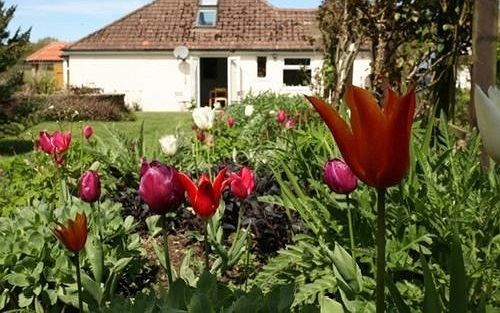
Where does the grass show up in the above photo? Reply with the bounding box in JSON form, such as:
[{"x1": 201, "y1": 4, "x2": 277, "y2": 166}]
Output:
[{"x1": 0, "y1": 112, "x2": 192, "y2": 159}]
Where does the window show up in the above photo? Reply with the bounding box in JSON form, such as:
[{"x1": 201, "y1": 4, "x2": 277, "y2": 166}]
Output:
[
  {"x1": 197, "y1": 9, "x2": 217, "y2": 27},
  {"x1": 199, "y1": 0, "x2": 218, "y2": 5},
  {"x1": 283, "y1": 58, "x2": 311, "y2": 86},
  {"x1": 257, "y1": 56, "x2": 267, "y2": 78},
  {"x1": 197, "y1": 0, "x2": 218, "y2": 27}
]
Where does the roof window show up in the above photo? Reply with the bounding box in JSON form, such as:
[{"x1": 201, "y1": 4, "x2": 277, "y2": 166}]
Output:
[{"x1": 197, "y1": 0, "x2": 218, "y2": 27}]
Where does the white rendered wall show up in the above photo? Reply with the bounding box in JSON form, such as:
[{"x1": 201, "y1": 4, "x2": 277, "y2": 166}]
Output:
[
  {"x1": 352, "y1": 52, "x2": 372, "y2": 88},
  {"x1": 67, "y1": 54, "x2": 193, "y2": 111},
  {"x1": 237, "y1": 54, "x2": 323, "y2": 98}
]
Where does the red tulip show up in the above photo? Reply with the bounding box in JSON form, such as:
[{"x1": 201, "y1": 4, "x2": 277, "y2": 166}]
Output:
[
  {"x1": 79, "y1": 170, "x2": 101, "y2": 203},
  {"x1": 276, "y1": 109, "x2": 287, "y2": 123},
  {"x1": 83, "y1": 125, "x2": 93, "y2": 140},
  {"x1": 229, "y1": 166, "x2": 255, "y2": 199},
  {"x1": 323, "y1": 158, "x2": 357, "y2": 194},
  {"x1": 52, "y1": 212, "x2": 88, "y2": 253},
  {"x1": 138, "y1": 159, "x2": 185, "y2": 215},
  {"x1": 176, "y1": 168, "x2": 229, "y2": 219},
  {"x1": 306, "y1": 85, "x2": 415, "y2": 188},
  {"x1": 227, "y1": 116, "x2": 235, "y2": 128}
]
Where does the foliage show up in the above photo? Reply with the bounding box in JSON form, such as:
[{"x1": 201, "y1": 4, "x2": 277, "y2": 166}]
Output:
[
  {"x1": 105, "y1": 271, "x2": 296, "y2": 313},
  {"x1": 254, "y1": 111, "x2": 499, "y2": 310},
  {"x1": 0, "y1": 1, "x2": 31, "y2": 136},
  {"x1": 0, "y1": 199, "x2": 147, "y2": 311}
]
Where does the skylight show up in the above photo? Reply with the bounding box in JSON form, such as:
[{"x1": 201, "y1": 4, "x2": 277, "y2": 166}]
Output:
[
  {"x1": 199, "y1": 0, "x2": 218, "y2": 5},
  {"x1": 197, "y1": 9, "x2": 217, "y2": 27},
  {"x1": 197, "y1": 0, "x2": 218, "y2": 27}
]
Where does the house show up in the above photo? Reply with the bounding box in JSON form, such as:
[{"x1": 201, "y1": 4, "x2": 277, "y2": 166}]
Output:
[
  {"x1": 63, "y1": 0, "x2": 371, "y2": 111},
  {"x1": 26, "y1": 42, "x2": 67, "y2": 89}
]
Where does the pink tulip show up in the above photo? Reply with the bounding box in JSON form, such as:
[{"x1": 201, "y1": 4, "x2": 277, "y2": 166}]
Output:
[
  {"x1": 83, "y1": 125, "x2": 93, "y2": 140},
  {"x1": 229, "y1": 166, "x2": 255, "y2": 199},
  {"x1": 227, "y1": 116, "x2": 235, "y2": 128},
  {"x1": 79, "y1": 170, "x2": 101, "y2": 203},
  {"x1": 276, "y1": 109, "x2": 287, "y2": 123},
  {"x1": 285, "y1": 119, "x2": 296, "y2": 129},
  {"x1": 323, "y1": 158, "x2": 357, "y2": 195},
  {"x1": 37, "y1": 130, "x2": 72, "y2": 165},
  {"x1": 38, "y1": 131, "x2": 56, "y2": 154}
]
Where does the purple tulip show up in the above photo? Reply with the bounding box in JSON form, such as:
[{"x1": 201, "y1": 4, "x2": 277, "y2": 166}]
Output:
[
  {"x1": 79, "y1": 170, "x2": 101, "y2": 203},
  {"x1": 323, "y1": 158, "x2": 357, "y2": 195},
  {"x1": 138, "y1": 159, "x2": 185, "y2": 215}
]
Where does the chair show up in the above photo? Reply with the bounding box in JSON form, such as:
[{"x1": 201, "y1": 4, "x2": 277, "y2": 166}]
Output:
[{"x1": 209, "y1": 87, "x2": 227, "y2": 108}]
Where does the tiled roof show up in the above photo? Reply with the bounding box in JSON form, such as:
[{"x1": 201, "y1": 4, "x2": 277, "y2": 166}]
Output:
[
  {"x1": 66, "y1": 0, "x2": 320, "y2": 52},
  {"x1": 26, "y1": 42, "x2": 67, "y2": 62}
]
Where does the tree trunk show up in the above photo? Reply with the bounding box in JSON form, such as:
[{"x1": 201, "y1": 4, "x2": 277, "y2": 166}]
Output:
[{"x1": 470, "y1": 0, "x2": 498, "y2": 126}]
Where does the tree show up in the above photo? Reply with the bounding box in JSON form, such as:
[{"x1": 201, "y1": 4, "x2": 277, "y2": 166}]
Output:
[
  {"x1": 319, "y1": 1, "x2": 472, "y2": 115},
  {"x1": 0, "y1": 1, "x2": 31, "y2": 137}
]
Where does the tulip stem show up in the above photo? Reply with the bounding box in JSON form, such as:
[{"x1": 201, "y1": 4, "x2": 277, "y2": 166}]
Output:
[
  {"x1": 376, "y1": 188, "x2": 386, "y2": 313},
  {"x1": 346, "y1": 194, "x2": 356, "y2": 261},
  {"x1": 204, "y1": 220, "x2": 210, "y2": 271},
  {"x1": 162, "y1": 215, "x2": 174, "y2": 287},
  {"x1": 75, "y1": 252, "x2": 84, "y2": 312},
  {"x1": 91, "y1": 202, "x2": 105, "y2": 284}
]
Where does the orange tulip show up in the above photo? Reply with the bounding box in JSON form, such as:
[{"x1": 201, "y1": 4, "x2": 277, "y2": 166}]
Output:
[
  {"x1": 52, "y1": 212, "x2": 88, "y2": 253},
  {"x1": 306, "y1": 85, "x2": 415, "y2": 188}
]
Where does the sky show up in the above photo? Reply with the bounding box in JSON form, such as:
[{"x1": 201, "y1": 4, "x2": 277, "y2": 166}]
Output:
[{"x1": 5, "y1": 0, "x2": 322, "y2": 42}]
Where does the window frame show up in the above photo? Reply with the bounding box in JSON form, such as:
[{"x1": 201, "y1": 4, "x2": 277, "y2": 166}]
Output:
[
  {"x1": 283, "y1": 58, "x2": 312, "y2": 87},
  {"x1": 196, "y1": 8, "x2": 218, "y2": 27}
]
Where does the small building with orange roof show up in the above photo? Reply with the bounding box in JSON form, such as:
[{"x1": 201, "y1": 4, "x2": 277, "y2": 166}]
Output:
[{"x1": 26, "y1": 42, "x2": 68, "y2": 89}]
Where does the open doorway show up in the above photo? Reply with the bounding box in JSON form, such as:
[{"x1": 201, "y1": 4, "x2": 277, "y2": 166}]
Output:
[{"x1": 200, "y1": 57, "x2": 227, "y2": 108}]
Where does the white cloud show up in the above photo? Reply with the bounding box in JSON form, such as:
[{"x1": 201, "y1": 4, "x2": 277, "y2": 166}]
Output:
[{"x1": 22, "y1": 0, "x2": 150, "y2": 16}]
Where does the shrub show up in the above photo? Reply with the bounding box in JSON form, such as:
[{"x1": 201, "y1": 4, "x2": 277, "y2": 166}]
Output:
[{"x1": 17, "y1": 93, "x2": 134, "y2": 122}]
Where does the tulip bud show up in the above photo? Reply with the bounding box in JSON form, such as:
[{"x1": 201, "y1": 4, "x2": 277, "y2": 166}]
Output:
[
  {"x1": 79, "y1": 170, "x2": 101, "y2": 203},
  {"x1": 227, "y1": 116, "x2": 235, "y2": 128},
  {"x1": 229, "y1": 166, "x2": 255, "y2": 199},
  {"x1": 83, "y1": 125, "x2": 93, "y2": 140},
  {"x1": 276, "y1": 109, "x2": 287, "y2": 123},
  {"x1": 323, "y1": 158, "x2": 357, "y2": 194},
  {"x1": 139, "y1": 160, "x2": 184, "y2": 215},
  {"x1": 196, "y1": 130, "x2": 206, "y2": 143}
]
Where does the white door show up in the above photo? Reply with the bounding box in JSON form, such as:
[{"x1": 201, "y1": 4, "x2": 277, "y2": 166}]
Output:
[
  {"x1": 190, "y1": 56, "x2": 200, "y2": 108},
  {"x1": 227, "y1": 56, "x2": 242, "y2": 105}
]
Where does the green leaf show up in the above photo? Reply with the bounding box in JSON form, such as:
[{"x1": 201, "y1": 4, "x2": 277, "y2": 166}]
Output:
[
  {"x1": 86, "y1": 237, "x2": 104, "y2": 283},
  {"x1": 112, "y1": 257, "x2": 132, "y2": 273},
  {"x1": 81, "y1": 272, "x2": 103, "y2": 304},
  {"x1": 18, "y1": 291, "x2": 34, "y2": 308},
  {"x1": 331, "y1": 243, "x2": 362, "y2": 294},
  {"x1": 320, "y1": 296, "x2": 344, "y2": 313},
  {"x1": 420, "y1": 254, "x2": 442, "y2": 313},
  {"x1": 386, "y1": 273, "x2": 410, "y2": 313},
  {"x1": 449, "y1": 232, "x2": 467, "y2": 313},
  {"x1": 165, "y1": 279, "x2": 190, "y2": 309},
  {"x1": 266, "y1": 284, "x2": 294, "y2": 313},
  {"x1": 152, "y1": 240, "x2": 167, "y2": 270},
  {"x1": 7, "y1": 272, "x2": 30, "y2": 287},
  {"x1": 0, "y1": 289, "x2": 9, "y2": 310},
  {"x1": 146, "y1": 215, "x2": 162, "y2": 237},
  {"x1": 188, "y1": 292, "x2": 214, "y2": 313}
]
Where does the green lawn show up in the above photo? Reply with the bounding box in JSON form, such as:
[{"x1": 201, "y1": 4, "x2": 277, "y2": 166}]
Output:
[{"x1": 0, "y1": 112, "x2": 192, "y2": 159}]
